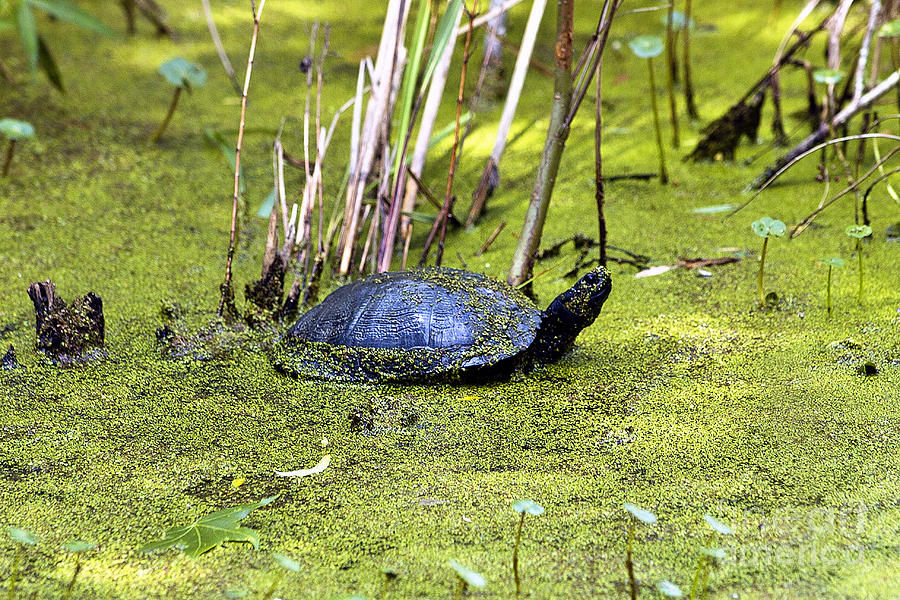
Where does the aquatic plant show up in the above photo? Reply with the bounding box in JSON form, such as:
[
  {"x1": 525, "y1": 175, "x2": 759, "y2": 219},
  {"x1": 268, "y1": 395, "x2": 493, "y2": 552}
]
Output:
[
  {"x1": 448, "y1": 559, "x2": 486, "y2": 599},
  {"x1": 624, "y1": 502, "x2": 657, "y2": 600},
  {"x1": 260, "y1": 553, "x2": 301, "y2": 600},
  {"x1": 60, "y1": 540, "x2": 96, "y2": 600},
  {"x1": 511, "y1": 499, "x2": 544, "y2": 594},
  {"x1": 380, "y1": 568, "x2": 399, "y2": 600},
  {"x1": 628, "y1": 35, "x2": 668, "y2": 184},
  {"x1": 845, "y1": 224, "x2": 873, "y2": 305},
  {"x1": 816, "y1": 257, "x2": 844, "y2": 317},
  {"x1": 150, "y1": 57, "x2": 207, "y2": 143},
  {"x1": 0, "y1": 118, "x2": 34, "y2": 177},
  {"x1": 6, "y1": 526, "x2": 38, "y2": 600},
  {"x1": 751, "y1": 217, "x2": 786, "y2": 306},
  {"x1": 658, "y1": 579, "x2": 684, "y2": 597},
  {"x1": 689, "y1": 515, "x2": 734, "y2": 600}
]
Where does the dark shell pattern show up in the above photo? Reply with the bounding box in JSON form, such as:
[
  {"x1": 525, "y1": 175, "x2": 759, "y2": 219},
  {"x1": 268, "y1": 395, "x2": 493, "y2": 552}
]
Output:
[{"x1": 274, "y1": 268, "x2": 542, "y2": 382}]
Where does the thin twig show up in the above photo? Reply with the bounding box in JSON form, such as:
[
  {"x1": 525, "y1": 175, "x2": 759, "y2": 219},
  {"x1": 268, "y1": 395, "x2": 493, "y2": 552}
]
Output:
[{"x1": 201, "y1": 0, "x2": 242, "y2": 96}]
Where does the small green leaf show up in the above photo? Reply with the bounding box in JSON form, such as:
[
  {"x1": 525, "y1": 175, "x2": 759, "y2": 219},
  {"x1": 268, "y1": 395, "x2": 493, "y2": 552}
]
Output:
[
  {"x1": 0, "y1": 119, "x2": 35, "y2": 140},
  {"x1": 657, "y1": 579, "x2": 683, "y2": 597},
  {"x1": 751, "y1": 217, "x2": 786, "y2": 238},
  {"x1": 624, "y1": 502, "x2": 658, "y2": 524},
  {"x1": 448, "y1": 559, "x2": 486, "y2": 588},
  {"x1": 273, "y1": 552, "x2": 301, "y2": 572},
  {"x1": 845, "y1": 224, "x2": 872, "y2": 239},
  {"x1": 813, "y1": 68, "x2": 844, "y2": 85},
  {"x1": 703, "y1": 514, "x2": 734, "y2": 535},
  {"x1": 158, "y1": 57, "x2": 207, "y2": 90},
  {"x1": 628, "y1": 35, "x2": 664, "y2": 59},
  {"x1": 878, "y1": 20, "x2": 900, "y2": 37},
  {"x1": 8, "y1": 526, "x2": 38, "y2": 545},
  {"x1": 818, "y1": 257, "x2": 844, "y2": 268},
  {"x1": 421, "y1": 0, "x2": 462, "y2": 88},
  {"x1": 701, "y1": 547, "x2": 727, "y2": 559},
  {"x1": 17, "y1": 1, "x2": 38, "y2": 74},
  {"x1": 27, "y1": 0, "x2": 116, "y2": 36},
  {"x1": 140, "y1": 495, "x2": 279, "y2": 557},
  {"x1": 37, "y1": 34, "x2": 64, "y2": 92},
  {"x1": 512, "y1": 499, "x2": 545, "y2": 516},
  {"x1": 257, "y1": 188, "x2": 276, "y2": 218},
  {"x1": 62, "y1": 540, "x2": 96, "y2": 553}
]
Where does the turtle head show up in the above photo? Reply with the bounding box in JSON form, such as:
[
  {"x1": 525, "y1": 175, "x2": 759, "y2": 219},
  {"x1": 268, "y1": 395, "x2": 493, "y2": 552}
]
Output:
[{"x1": 529, "y1": 266, "x2": 612, "y2": 364}]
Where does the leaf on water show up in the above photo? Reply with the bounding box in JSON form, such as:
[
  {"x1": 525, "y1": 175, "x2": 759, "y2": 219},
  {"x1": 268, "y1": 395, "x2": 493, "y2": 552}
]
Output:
[
  {"x1": 448, "y1": 559, "x2": 486, "y2": 588},
  {"x1": 272, "y1": 552, "x2": 301, "y2": 572},
  {"x1": 274, "y1": 454, "x2": 331, "y2": 478},
  {"x1": 225, "y1": 590, "x2": 249, "y2": 599},
  {"x1": 701, "y1": 546, "x2": 727, "y2": 559},
  {"x1": 691, "y1": 204, "x2": 737, "y2": 214},
  {"x1": 845, "y1": 224, "x2": 873, "y2": 239},
  {"x1": 140, "y1": 495, "x2": 279, "y2": 557},
  {"x1": 62, "y1": 540, "x2": 96, "y2": 553},
  {"x1": 512, "y1": 499, "x2": 545, "y2": 516},
  {"x1": 634, "y1": 265, "x2": 674, "y2": 278},
  {"x1": 158, "y1": 57, "x2": 207, "y2": 90},
  {"x1": 657, "y1": 579, "x2": 683, "y2": 597},
  {"x1": 817, "y1": 257, "x2": 844, "y2": 268},
  {"x1": 703, "y1": 514, "x2": 734, "y2": 535},
  {"x1": 0, "y1": 119, "x2": 35, "y2": 140},
  {"x1": 8, "y1": 526, "x2": 38, "y2": 545},
  {"x1": 812, "y1": 68, "x2": 844, "y2": 85},
  {"x1": 624, "y1": 502, "x2": 658, "y2": 524},
  {"x1": 628, "y1": 35, "x2": 664, "y2": 59}
]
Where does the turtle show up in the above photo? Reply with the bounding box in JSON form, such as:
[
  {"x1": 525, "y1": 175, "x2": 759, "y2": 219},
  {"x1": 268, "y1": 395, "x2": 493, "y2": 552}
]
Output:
[{"x1": 273, "y1": 265, "x2": 612, "y2": 383}]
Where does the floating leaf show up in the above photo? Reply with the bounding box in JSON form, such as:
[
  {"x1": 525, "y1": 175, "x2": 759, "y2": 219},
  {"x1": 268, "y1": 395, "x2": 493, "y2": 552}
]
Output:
[
  {"x1": 140, "y1": 495, "x2": 279, "y2": 557},
  {"x1": 0, "y1": 119, "x2": 35, "y2": 140},
  {"x1": 703, "y1": 514, "x2": 734, "y2": 535},
  {"x1": 634, "y1": 265, "x2": 675, "y2": 278},
  {"x1": 751, "y1": 217, "x2": 786, "y2": 238},
  {"x1": 62, "y1": 540, "x2": 96, "y2": 553},
  {"x1": 273, "y1": 552, "x2": 301, "y2": 572},
  {"x1": 624, "y1": 502, "x2": 658, "y2": 524},
  {"x1": 274, "y1": 454, "x2": 331, "y2": 478},
  {"x1": 231, "y1": 477, "x2": 245, "y2": 489},
  {"x1": 692, "y1": 204, "x2": 737, "y2": 214},
  {"x1": 158, "y1": 57, "x2": 207, "y2": 90},
  {"x1": 657, "y1": 579, "x2": 683, "y2": 597},
  {"x1": 701, "y1": 547, "x2": 727, "y2": 559},
  {"x1": 628, "y1": 35, "x2": 664, "y2": 59},
  {"x1": 8, "y1": 526, "x2": 38, "y2": 545},
  {"x1": 225, "y1": 590, "x2": 249, "y2": 599},
  {"x1": 512, "y1": 499, "x2": 545, "y2": 516},
  {"x1": 813, "y1": 68, "x2": 844, "y2": 85},
  {"x1": 845, "y1": 224, "x2": 872, "y2": 239},
  {"x1": 817, "y1": 257, "x2": 844, "y2": 268},
  {"x1": 448, "y1": 559, "x2": 486, "y2": 588},
  {"x1": 879, "y1": 20, "x2": 900, "y2": 37}
]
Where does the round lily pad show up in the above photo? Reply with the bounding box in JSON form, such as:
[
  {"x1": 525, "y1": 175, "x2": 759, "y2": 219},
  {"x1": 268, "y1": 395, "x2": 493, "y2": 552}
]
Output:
[
  {"x1": 813, "y1": 69, "x2": 844, "y2": 85},
  {"x1": 703, "y1": 514, "x2": 734, "y2": 535},
  {"x1": 845, "y1": 224, "x2": 872, "y2": 239},
  {"x1": 8, "y1": 526, "x2": 38, "y2": 545},
  {"x1": 63, "y1": 540, "x2": 97, "y2": 553},
  {"x1": 624, "y1": 502, "x2": 657, "y2": 524},
  {"x1": 751, "y1": 217, "x2": 786, "y2": 238},
  {"x1": 629, "y1": 35, "x2": 664, "y2": 59},
  {"x1": 448, "y1": 559, "x2": 486, "y2": 588},
  {"x1": 0, "y1": 119, "x2": 35, "y2": 140},
  {"x1": 273, "y1": 552, "x2": 301, "y2": 572},
  {"x1": 158, "y1": 58, "x2": 207, "y2": 90},
  {"x1": 512, "y1": 499, "x2": 545, "y2": 516},
  {"x1": 657, "y1": 579, "x2": 683, "y2": 597},
  {"x1": 818, "y1": 257, "x2": 844, "y2": 268}
]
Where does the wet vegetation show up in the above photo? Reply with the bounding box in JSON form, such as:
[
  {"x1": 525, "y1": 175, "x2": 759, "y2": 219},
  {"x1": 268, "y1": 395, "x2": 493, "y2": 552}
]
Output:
[{"x1": 1, "y1": 0, "x2": 899, "y2": 598}]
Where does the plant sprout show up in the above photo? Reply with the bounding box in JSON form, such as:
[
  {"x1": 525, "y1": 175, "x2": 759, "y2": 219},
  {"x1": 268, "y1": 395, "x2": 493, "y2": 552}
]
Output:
[
  {"x1": 813, "y1": 69, "x2": 845, "y2": 123},
  {"x1": 511, "y1": 499, "x2": 544, "y2": 595},
  {"x1": 261, "y1": 553, "x2": 301, "y2": 600},
  {"x1": 61, "y1": 540, "x2": 97, "y2": 600},
  {"x1": 624, "y1": 502, "x2": 657, "y2": 600},
  {"x1": 817, "y1": 257, "x2": 844, "y2": 317},
  {"x1": 7, "y1": 526, "x2": 38, "y2": 600},
  {"x1": 0, "y1": 119, "x2": 35, "y2": 177},
  {"x1": 629, "y1": 35, "x2": 668, "y2": 184},
  {"x1": 448, "y1": 559, "x2": 486, "y2": 599},
  {"x1": 690, "y1": 515, "x2": 734, "y2": 600},
  {"x1": 751, "y1": 217, "x2": 786, "y2": 307},
  {"x1": 151, "y1": 58, "x2": 207, "y2": 143},
  {"x1": 845, "y1": 224, "x2": 873, "y2": 305}
]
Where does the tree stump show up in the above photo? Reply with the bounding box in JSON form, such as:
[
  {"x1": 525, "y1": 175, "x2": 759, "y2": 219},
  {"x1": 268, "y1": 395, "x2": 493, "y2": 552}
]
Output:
[{"x1": 27, "y1": 280, "x2": 105, "y2": 364}]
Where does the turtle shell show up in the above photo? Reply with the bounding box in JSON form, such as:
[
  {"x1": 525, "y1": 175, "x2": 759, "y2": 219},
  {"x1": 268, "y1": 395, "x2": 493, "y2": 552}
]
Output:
[{"x1": 274, "y1": 268, "x2": 542, "y2": 382}]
